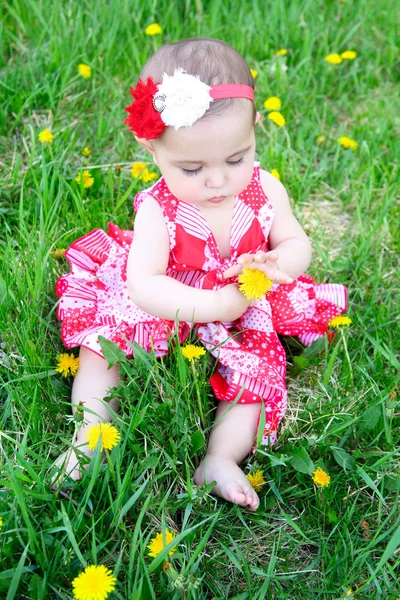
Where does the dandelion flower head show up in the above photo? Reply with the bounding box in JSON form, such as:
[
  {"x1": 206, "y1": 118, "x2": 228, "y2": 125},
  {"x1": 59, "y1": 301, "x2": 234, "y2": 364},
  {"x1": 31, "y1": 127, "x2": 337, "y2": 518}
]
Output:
[
  {"x1": 246, "y1": 470, "x2": 267, "y2": 491},
  {"x1": 75, "y1": 170, "x2": 95, "y2": 188},
  {"x1": 56, "y1": 353, "x2": 80, "y2": 377},
  {"x1": 0, "y1": 517, "x2": 3, "y2": 528},
  {"x1": 82, "y1": 147, "x2": 91, "y2": 157},
  {"x1": 325, "y1": 53, "x2": 343, "y2": 65},
  {"x1": 271, "y1": 169, "x2": 281, "y2": 181},
  {"x1": 147, "y1": 530, "x2": 176, "y2": 557},
  {"x1": 145, "y1": 23, "x2": 162, "y2": 35},
  {"x1": 276, "y1": 49, "x2": 287, "y2": 56},
  {"x1": 181, "y1": 344, "x2": 206, "y2": 362},
  {"x1": 328, "y1": 315, "x2": 352, "y2": 328},
  {"x1": 267, "y1": 111, "x2": 286, "y2": 127},
  {"x1": 341, "y1": 50, "x2": 357, "y2": 60},
  {"x1": 316, "y1": 136, "x2": 326, "y2": 144},
  {"x1": 72, "y1": 564, "x2": 116, "y2": 600},
  {"x1": 238, "y1": 268, "x2": 273, "y2": 300},
  {"x1": 39, "y1": 129, "x2": 54, "y2": 144},
  {"x1": 250, "y1": 69, "x2": 258, "y2": 79},
  {"x1": 86, "y1": 423, "x2": 121, "y2": 451},
  {"x1": 312, "y1": 467, "x2": 331, "y2": 488},
  {"x1": 264, "y1": 97, "x2": 282, "y2": 111},
  {"x1": 50, "y1": 248, "x2": 66, "y2": 259},
  {"x1": 78, "y1": 64, "x2": 91, "y2": 79},
  {"x1": 337, "y1": 136, "x2": 358, "y2": 151},
  {"x1": 131, "y1": 162, "x2": 158, "y2": 183}
]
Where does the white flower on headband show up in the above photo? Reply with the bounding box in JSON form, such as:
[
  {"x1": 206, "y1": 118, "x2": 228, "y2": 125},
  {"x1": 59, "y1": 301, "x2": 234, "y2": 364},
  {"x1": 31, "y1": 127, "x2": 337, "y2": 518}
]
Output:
[{"x1": 153, "y1": 68, "x2": 213, "y2": 130}]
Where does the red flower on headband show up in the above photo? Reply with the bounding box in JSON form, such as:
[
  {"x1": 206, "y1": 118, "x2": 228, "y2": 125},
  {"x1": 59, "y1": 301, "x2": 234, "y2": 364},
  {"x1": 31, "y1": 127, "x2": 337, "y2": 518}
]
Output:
[{"x1": 124, "y1": 77, "x2": 165, "y2": 139}]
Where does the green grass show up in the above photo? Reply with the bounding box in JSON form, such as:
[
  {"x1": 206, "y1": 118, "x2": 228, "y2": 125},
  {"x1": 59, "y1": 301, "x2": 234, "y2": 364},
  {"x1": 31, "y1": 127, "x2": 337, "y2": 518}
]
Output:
[{"x1": 0, "y1": 0, "x2": 399, "y2": 598}]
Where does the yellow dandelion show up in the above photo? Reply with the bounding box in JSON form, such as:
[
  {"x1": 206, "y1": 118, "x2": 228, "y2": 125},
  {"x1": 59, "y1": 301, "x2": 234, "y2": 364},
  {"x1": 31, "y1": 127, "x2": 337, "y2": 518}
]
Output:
[
  {"x1": 181, "y1": 344, "x2": 206, "y2": 362},
  {"x1": 75, "y1": 170, "x2": 95, "y2": 188},
  {"x1": 145, "y1": 23, "x2": 162, "y2": 36},
  {"x1": 50, "y1": 248, "x2": 66, "y2": 259},
  {"x1": 328, "y1": 315, "x2": 352, "y2": 329},
  {"x1": 316, "y1": 136, "x2": 326, "y2": 144},
  {"x1": 325, "y1": 53, "x2": 343, "y2": 65},
  {"x1": 267, "y1": 111, "x2": 286, "y2": 127},
  {"x1": 86, "y1": 423, "x2": 121, "y2": 451},
  {"x1": 270, "y1": 169, "x2": 281, "y2": 181},
  {"x1": 341, "y1": 50, "x2": 357, "y2": 60},
  {"x1": 238, "y1": 268, "x2": 273, "y2": 300},
  {"x1": 147, "y1": 530, "x2": 176, "y2": 557},
  {"x1": 337, "y1": 136, "x2": 358, "y2": 151},
  {"x1": 78, "y1": 63, "x2": 91, "y2": 79},
  {"x1": 312, "y1": 467, "x2": 331, "y2": 488},
  {"x1": 250, "y1": 69, "x2": 258, "y2": 79},
  {"x1": 56, "y1": 353, "x2": 80, "y2": 377},
  {"x1": 263, "y1": 96, "x2": 282, "y2": 111},
  {"x1": 38, "y1": 129, "x2": 54, "y2": 144},
  {"x1": 131, "y1": 162, "x2": 158, "y2": 183},
  {"x1": 246, "y1": 470, "x2": 267, "y2": 491},
  {"x1": 82, "y1": 147, "x2": 91, "y2": 157},
  {"x1": 0, "y1": 517, "x2": 3, "y2": 528},
  {"x1": 72, "y1": 564, "x2": 116, "y2": 600},
  {"x1": 344, "y1": 590, "x2": 353, "y2": 597},
  {"x1": 276, "y1": 49, "x2": 287, "y2": 56}
]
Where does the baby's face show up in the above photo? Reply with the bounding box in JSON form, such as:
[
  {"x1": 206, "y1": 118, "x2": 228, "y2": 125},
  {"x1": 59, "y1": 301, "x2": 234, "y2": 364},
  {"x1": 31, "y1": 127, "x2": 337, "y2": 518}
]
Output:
[{"x1": 150, "y1": 105, "x2": 257, "y2": 207}]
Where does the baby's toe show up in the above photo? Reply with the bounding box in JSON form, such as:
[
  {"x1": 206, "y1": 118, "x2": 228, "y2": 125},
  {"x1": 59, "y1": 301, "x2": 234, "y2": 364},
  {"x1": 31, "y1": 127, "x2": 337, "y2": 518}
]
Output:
[{"x1": 244, "y1": 488, "x2": 260, "y2": 511}]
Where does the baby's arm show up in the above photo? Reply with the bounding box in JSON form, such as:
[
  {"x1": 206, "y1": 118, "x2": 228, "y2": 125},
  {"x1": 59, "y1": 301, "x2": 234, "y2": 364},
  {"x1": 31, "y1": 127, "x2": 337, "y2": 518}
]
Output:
[
  {"x1": 127, "y1": 196, "x2": 250, "y2": 323},
  {"x1": 224, "y1": 170, "x2": 312, "y2": 281}
]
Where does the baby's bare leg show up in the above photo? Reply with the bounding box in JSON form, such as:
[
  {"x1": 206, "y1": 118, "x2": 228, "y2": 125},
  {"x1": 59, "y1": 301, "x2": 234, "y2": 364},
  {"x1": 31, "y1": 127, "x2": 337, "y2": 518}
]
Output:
[
  {"x1": 53, "y1": 347, "x2": 120, "y2": 482},
  {"x1": 194, "y1": 401, "x2": 261, "y2": 510}
]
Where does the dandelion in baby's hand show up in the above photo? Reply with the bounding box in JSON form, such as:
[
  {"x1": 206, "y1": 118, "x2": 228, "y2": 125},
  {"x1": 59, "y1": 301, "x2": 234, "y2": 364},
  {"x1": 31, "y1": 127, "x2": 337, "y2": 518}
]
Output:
[
  {"x1": 131, "y1": 162, "x2": 158, "y2": 183},
  {"x1": 38, "y1": 129, "x2": 54, "y2": 144},
  {"x1": 86, "y1": 423, "x2": 121, "y2": 451},
  {"x1": 78, "y1": 63, "x2": 91, "y2": 79},
  {"x1": 276, "y1": 48, "x2": 287, "y2": 56},
  {"x1": 147, "y1": 530, "x2": 177, "y2": 557},
  {"x1": 337, "y1": 136, "x2": 358, "y2": 151},
  {"x1": 312, "y1": 467, "x2": 331, "y2": 488},
  {"x1": 328, "y1": 315, "x2": 352, "y2": 329},
  {"x1": 246, "y1": 470, "x2": 267, "y2": 491},
  {"x1": 50, "y1": 248, "x2": 66, "y2": 259},
  {"x1": 250, "y1": 69, "x2": 258, "y2": 79},
  {"x1": 263, "y1": 97, "x2": 282, "y2": 111},
  {"x1": 72, "y1": 564, "x2": 116, "y2": 600},
  {"x1": 82, "y1": 147, "x2": 91, "y2": 157},
  {"x1": 56, "y1": 353, "x2": 80, "y2": 377},
  {"x1": 325, "y1": 53, "x2": 342, "y2": 65},
  {"x1": 181, "y1": 344, "x2": 206, "y2": 362},
  {"x1": 341, "y1": 50, "x2": 357, "y2": 60},
  {"x1": 145, "y1": 23, "x2": 162, "y2": 35},
  {"x1": 75, "y1": 170, "x2": 95, "y2": 188},
  {"x1": 271, "y1": 169, "x2": 281, "y2": 180},
  {"x1": 267, "y1": 111, "x2": 286, "y2": 127},
  {"x1": 238, "y1": 268, "x2": 273, "y2": 300}
]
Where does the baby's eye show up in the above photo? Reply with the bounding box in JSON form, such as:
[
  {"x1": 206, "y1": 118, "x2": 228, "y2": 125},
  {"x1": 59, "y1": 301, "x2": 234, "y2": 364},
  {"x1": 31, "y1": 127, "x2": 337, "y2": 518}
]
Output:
[
  {"x1": 181, "y1": 167, "x2": 202, "y2": 176},
  {"x1": 227, "y1": 157, "x2": 244, "y2": 166}
]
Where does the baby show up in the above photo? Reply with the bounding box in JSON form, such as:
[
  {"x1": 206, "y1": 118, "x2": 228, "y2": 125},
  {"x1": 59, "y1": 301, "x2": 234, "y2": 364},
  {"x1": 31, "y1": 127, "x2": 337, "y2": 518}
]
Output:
[{"x1": 54, "y1": 38, "x2": 347, "y2": 510}]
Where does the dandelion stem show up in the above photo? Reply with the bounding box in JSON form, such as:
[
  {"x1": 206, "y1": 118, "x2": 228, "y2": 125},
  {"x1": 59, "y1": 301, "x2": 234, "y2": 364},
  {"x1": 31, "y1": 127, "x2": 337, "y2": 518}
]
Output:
[
  {"x1": 191, "y1": 363, "x2": 206, "y2": 428},
  {"x1": 340, "y1": 330, "x2": 354, "y2": 387}
]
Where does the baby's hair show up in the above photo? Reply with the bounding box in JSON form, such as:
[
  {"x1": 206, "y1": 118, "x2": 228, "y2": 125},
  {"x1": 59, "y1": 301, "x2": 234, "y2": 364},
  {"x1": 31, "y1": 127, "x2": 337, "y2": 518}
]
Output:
[{"x1": 140, "y1": 38, "x2": 256, "y2": 121}]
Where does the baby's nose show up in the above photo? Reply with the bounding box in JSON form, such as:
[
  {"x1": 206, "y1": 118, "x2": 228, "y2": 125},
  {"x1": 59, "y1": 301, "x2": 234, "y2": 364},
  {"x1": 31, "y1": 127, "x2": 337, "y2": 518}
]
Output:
[{"x1": 205, "y1": 169, "x2": 225, "y2": 189}]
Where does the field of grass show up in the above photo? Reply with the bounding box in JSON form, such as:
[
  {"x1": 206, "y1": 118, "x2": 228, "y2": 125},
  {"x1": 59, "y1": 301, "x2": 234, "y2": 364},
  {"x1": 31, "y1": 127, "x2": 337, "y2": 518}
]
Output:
[{"x1": 0, "y1": 0, "x2": 399, "y2": 598}]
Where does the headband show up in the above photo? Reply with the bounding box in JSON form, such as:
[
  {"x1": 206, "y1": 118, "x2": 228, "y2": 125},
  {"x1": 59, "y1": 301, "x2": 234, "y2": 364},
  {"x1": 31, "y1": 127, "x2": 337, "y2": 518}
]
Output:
[{"x1": 124, "y1": 68, "x2": 255, "y2": 140}]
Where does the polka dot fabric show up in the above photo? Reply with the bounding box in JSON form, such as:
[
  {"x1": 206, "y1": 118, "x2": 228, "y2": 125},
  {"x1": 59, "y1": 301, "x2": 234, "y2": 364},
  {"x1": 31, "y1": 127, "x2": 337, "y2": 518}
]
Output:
[{"x1": 56, "y1": 163, "x2": 347, "y2": 445}]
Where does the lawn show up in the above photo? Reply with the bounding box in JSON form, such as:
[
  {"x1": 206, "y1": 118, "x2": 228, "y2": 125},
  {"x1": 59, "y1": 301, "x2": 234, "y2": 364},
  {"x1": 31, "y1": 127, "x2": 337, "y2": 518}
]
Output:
[{"x1": 0, "y1": 0, "x2": 399, "y2": 598}]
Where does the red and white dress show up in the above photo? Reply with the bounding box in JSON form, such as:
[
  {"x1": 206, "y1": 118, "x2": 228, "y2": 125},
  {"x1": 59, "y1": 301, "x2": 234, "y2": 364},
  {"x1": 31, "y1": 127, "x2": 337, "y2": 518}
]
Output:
[{"x1": 56, "y1": 163, "x2": 347, "y2": 445}]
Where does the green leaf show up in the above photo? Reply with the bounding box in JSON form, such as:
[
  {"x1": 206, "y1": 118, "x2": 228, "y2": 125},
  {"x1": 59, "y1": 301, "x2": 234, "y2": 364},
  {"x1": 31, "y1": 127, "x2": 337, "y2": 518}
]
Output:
[
  {"x1": 256, "y1": 400, "x2": 266, "y2": 446},
  {"x1": 98, "y1": 336, "x2": 126, "y2": 368},
  {"x1": 289, "y1": 447, "x2": 315, "y2": 475},
  {"x1": 360, "y1": 404, "x2": 382, "y2": 430},
  {"x1": 356, "y1": 466, "x2": 386, "y2": 504},
  {"x1": 331, "y1": 446, "x2": 355, "y2": 471},
  {"x1": 191, "y1": 430, "x2": 205, "y2": 452},
  {"x1": 293, "y1": 355, "x2": 309, "y2": 371}
]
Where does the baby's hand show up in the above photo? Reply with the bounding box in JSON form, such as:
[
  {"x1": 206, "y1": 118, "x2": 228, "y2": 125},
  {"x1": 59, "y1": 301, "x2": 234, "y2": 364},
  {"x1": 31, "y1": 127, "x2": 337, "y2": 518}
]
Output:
[
  {"x1": 223, "y1": 251, "x2": 294, "y2": 284},
  {"x1": 216, "y1": 283, "x2": 252, "y2": 321}
]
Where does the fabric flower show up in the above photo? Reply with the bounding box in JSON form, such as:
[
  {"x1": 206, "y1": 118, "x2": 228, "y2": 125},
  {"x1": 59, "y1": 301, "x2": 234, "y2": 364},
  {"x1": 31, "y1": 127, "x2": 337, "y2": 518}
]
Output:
[
  {"x1": 263, "y1": 96, "x2": 282, "y2": 111},
  {"x1": 56, "y1": 353, "x2": 79, "y2": 377},
  {"x1": 337, "y1": 136, "x2": 358, "y2": 151},
  {"x1": 124, "y1": 77, "x2": 165, "y2": 139},
  {"x1": 72, "y1": 564, "x2": 116, "y2": 600},
  {"x1": 238, "y1": 268, "x2": 273, "y2": 300},
  {"x1": 86, "y1": 423, "x2": 121, "y2": 451},
  {"x1": 341, "y1": 50, "x2": 357, "y2": 60},
  {"x1": 155, "y1": 69, "x2": 213, "y2": 130},
  {"x1": 145, "y1": 23, "x2": 162, "y2": 35},
  {"x1": 131, "y1": 162, "x2": 158, "y2": 182},
  {"x1": 328, "y1": 315, "x2": 352, "y2": 328},
  {"x1": 75, "y1": 170, "x2": 94, "y2": 188},
  {"x1": 246, "y1": 470, "x2": 267, "y2": 491},
  {"x1": 82, "y1": 147, "x2": 91, "y2": 157},
  {"x1": 271, "y1": 169, "x2": 281, "y2": 180},
  {"x1": 38, "y1": 129, "x2": 54, "y2": 143},
  {"x1": 267, "y1": 111, "x2": 285, "y2": 127},
  {"x1": 181, "y1": 344, "x2": 206, "y2": 362},
  {"x1": 78, "y1": 64, "x2": 91, "y2": 79},
  {"x1": 325, "y1": 54, "x2": 343, "y2": 65},
  {"x1": 276, "y1": 49, "x2": 287, "y2": 56},
  {"x1": 250, "y1": 69, "x2": 258, "y2": 79},
  {"x1": 147, "y1": 530, "x2": 176, "y2": 557},
  {"x1": 312, "y1": 467, "x2": 331, "y2": 488}
]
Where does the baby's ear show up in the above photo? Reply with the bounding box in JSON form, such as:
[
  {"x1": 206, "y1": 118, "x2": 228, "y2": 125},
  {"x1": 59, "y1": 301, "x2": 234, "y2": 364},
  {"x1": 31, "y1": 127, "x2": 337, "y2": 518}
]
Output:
[
  {"x1": 255, "y1": 111, "x2": 261, "y2": 125},
  {"x1": 135, "y1": 136, "x2": 156, "y2": 158}
]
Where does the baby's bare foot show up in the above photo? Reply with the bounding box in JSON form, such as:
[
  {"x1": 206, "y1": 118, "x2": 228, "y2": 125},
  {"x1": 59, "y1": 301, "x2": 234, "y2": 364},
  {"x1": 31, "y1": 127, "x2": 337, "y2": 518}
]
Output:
[
  {"x1": 50, "y1": 445, "x2": 91, "y2": 484},
  {"x1": 194, "y1": 455, "x2": 259, "y2": 511}
]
